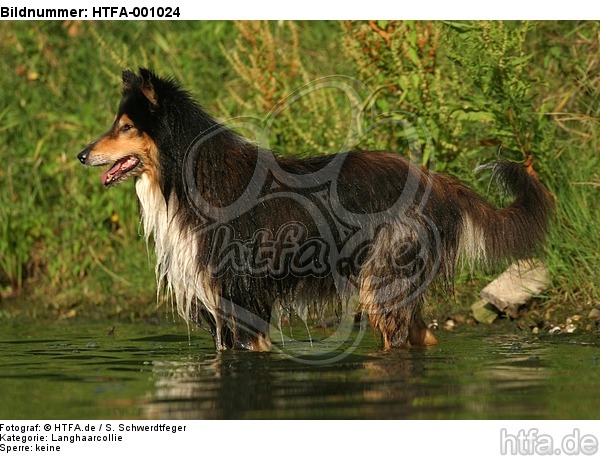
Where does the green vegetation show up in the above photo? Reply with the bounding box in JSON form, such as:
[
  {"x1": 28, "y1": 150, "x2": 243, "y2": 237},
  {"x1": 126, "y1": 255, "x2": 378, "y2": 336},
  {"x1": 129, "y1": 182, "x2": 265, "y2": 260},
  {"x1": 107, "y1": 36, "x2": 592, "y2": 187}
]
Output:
[{"x1": 0, "y1": 21, "x2": 598, "y2": 325}]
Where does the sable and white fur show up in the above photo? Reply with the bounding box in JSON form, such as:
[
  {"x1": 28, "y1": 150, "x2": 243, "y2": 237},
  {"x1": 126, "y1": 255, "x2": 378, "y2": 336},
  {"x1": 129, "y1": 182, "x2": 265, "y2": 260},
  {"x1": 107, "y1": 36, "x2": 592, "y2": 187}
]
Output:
[{"x1": 78, "y1": 68, "x2": 553, "y2": 351}]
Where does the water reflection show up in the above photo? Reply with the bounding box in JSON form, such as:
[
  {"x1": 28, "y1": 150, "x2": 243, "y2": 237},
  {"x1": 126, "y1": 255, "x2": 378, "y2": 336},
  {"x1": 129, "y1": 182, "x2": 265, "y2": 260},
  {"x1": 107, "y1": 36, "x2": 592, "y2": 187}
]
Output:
[
  {"x1": 1, "y1": 322, "x2": 598, "y2": 419},
  {"x1": 144, "y1": 333, "x2": 552, "y2": 419}
]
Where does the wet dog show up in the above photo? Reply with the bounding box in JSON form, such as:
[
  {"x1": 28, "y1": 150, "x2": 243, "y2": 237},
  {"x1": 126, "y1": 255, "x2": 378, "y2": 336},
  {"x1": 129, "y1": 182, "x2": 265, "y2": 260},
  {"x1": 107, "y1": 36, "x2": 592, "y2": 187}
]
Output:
[{"x1": 78, "y1": 68, "x2": 553, "y2": 350}]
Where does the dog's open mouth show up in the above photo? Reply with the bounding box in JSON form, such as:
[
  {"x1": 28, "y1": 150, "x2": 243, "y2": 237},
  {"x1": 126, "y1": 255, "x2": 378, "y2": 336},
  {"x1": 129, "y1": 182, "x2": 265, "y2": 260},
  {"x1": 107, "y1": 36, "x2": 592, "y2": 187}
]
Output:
[{"x1": 102, "y1": 155, "x2": 141, "y2": 186}]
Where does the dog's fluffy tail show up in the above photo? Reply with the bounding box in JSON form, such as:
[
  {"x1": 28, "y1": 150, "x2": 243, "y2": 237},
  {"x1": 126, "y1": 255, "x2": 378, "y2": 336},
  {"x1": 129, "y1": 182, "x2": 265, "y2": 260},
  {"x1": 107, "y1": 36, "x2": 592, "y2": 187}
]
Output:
[{"x1": 457, "y1": 160, "x2": 553, "y2": 266}]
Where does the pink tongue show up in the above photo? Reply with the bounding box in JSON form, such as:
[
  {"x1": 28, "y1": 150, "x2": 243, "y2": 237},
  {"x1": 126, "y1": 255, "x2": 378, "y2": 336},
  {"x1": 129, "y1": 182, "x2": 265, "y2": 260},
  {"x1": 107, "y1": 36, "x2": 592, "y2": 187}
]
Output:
[
  {"x1": 102, "y1": 160, "x2": 125, "y2": 185},
  {"x1": 102, "y1": 156, "x2": 138, "y2": 185}
]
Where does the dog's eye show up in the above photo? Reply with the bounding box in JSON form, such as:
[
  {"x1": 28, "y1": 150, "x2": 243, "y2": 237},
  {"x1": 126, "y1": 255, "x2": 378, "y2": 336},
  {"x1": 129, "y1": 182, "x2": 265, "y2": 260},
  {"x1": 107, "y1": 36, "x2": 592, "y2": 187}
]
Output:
[{"x1": 120, "y1": 124, "x2": 133, "y2": 133}]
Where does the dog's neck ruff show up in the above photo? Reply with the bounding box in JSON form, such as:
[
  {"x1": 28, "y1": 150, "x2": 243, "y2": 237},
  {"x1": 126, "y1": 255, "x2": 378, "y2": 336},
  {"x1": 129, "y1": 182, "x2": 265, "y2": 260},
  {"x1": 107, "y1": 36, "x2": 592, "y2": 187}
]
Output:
[{"x1": 135, "y1": 174, "x2": 217, "y2": 325}]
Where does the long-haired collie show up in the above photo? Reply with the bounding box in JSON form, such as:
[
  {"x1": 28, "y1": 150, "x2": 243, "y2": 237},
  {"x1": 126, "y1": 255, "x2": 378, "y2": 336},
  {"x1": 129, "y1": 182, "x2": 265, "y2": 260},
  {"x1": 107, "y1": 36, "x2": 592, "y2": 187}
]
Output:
[{"x1": 77, "y1": 68, "x2": 553, "y2": 351}]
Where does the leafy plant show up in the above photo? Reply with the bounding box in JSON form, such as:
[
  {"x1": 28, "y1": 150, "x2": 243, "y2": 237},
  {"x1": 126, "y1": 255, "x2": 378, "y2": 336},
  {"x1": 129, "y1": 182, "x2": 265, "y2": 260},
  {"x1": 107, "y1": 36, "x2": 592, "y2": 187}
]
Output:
[
  {"x1": 342, "y1": 21, "x2": 453, "y2": 166},
  {"x1": 220, "y1": 21, "x2": 360, "y2": 156},
  {"x1": 0, "y1": 21, "x2": 598, "y2": 319}
]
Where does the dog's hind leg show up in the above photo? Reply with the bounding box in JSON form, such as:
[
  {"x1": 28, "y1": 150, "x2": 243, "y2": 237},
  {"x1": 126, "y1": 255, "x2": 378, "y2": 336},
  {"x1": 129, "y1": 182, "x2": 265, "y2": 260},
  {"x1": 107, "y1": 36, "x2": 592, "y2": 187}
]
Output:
[
  {"x1": 358, "y1": 229, "x2": 436, "y2": 349},
  {"x1": 408, "y1": 316, "x2": 438, "y2": 346},
  {"x1": 359, "y1": 277, "x2": 437, "y2": 348},
  {"x1": 361, "y1": 295, "x2": 410, "y2": 348},
  {"x1": 361, "y1": 292, "x2": 436, "y2": 348}
]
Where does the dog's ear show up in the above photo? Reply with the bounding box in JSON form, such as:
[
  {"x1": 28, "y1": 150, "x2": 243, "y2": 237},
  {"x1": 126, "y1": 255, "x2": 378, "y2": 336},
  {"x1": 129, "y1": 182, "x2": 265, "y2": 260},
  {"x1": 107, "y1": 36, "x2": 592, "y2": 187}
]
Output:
[
  {"x1": 122, "y1": 69, "x2": 138, "y2": 93},
  {"x1": 138, "y1": 68, "x2": 158, "y2": 108}
]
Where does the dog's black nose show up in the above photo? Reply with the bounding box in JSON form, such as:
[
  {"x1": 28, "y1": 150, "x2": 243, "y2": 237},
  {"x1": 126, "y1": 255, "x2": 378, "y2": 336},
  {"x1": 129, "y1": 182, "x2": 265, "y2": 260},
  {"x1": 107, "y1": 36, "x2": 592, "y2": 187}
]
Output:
[{"x1": 77, "y1": 147, "x2": 89, "y2": 164}]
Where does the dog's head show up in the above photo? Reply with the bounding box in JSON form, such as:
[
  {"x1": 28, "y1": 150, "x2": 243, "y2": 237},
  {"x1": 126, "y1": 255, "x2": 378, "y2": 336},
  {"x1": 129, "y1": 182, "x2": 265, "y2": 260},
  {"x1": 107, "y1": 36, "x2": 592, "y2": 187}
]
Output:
[{"x1": 77, "y1": 68, "x2": 162, "y2": 187}]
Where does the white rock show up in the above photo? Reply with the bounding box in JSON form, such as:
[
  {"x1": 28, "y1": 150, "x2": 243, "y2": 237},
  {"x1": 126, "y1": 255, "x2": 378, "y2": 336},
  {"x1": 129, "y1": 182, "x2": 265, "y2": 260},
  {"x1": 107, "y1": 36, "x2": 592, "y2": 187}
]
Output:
[{"x1": 481, "y1": 260, "x2": 550, "y2": 319}]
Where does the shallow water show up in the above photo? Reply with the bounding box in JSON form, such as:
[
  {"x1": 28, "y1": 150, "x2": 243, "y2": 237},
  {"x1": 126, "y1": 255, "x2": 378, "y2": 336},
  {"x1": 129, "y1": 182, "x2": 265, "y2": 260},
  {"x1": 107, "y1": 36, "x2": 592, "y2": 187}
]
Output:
[{"x1": 0, "y1": 320, "x2": 599, "y2": 419}]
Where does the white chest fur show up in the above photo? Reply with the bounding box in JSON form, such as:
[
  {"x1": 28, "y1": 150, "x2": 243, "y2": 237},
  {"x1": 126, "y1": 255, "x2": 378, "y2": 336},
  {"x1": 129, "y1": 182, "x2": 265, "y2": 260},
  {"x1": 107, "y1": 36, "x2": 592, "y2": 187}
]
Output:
[{"x1": 135, "y1": 174, "x2": 217, "y2": 324}]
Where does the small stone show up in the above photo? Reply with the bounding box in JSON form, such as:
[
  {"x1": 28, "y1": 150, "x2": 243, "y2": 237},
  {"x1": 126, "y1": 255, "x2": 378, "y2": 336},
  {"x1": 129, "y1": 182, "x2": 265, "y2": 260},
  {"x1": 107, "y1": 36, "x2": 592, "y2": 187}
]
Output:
[
  {"x1": 428, "y1": 319, "x2": 439, "y2": 331},
  {"x1": 532, "y1": 327, "x2": 539, "y2": 334},
  {"x1": 549, "y1": 326, "x2": 562, "y2": 335},
  {"x1": 566, "y1": 323, "x2": 577, "y2": 334},
  {"x1": 444, "y1": 318, "x2": 456, "y2": 331},
  {"x1": 587, "y1": 308, "x2": 600, "y2": 320},
  {"x1": 471, "y1": 299, "x2": 500, "y2": 324},
  {"x1": 452, "y1": 314, "x2": 467, "y2": 324}
]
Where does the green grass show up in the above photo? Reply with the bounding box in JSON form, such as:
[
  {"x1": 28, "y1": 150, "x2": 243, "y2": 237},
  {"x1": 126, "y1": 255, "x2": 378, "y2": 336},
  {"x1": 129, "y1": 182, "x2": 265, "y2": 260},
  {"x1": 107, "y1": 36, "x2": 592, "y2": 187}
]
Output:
[
  {"x1": 0, "y1": 21, "x2": 241, "y2": 316},
  {"x1": 0, "y1": 21, "x2": 598, "y2": 323}
]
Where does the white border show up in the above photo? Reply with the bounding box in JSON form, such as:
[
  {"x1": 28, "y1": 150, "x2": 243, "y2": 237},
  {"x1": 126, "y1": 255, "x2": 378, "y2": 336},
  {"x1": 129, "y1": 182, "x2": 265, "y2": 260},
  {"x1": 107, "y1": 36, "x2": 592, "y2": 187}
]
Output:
[{"x1": 2, "y1": 0, "x2": 599, "y2": 19}]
